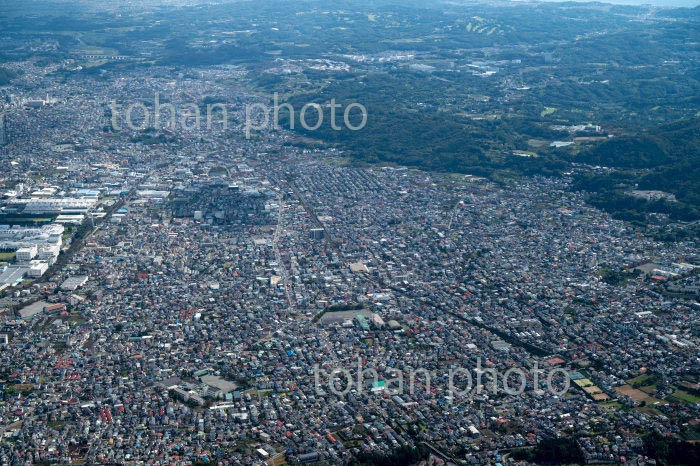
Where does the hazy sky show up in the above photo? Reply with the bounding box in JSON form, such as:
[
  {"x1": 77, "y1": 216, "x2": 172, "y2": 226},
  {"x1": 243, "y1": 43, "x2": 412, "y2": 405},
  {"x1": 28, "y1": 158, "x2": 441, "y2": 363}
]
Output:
[{"x1": 536, "y1": 0, "x2": 699, "y2": 7}]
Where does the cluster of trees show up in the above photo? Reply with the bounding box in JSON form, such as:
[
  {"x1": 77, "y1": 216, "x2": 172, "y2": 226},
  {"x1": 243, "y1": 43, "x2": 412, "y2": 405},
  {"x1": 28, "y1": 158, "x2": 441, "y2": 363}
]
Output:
[
  {"x1": 584, "y1": 190, "x2": 700, "y2": 222},
  {"x1": 349, "y1": 445, "x2": 429, "y2": 466},
  {"x1": 510, "y1": 437, "x2": 584, "y2": 464},
  {"x1": 601, "y1": 267, "x2": 641, "y2": 286},
  {"x1": 644, "y1": 432, "x2": 700, "y2": 466},
  {"x1": 0, "y1": 67, "x2": 17, "y2": 85},
  {"x1": 509, "y1": 432, "x2": 700, "y2": 465}
]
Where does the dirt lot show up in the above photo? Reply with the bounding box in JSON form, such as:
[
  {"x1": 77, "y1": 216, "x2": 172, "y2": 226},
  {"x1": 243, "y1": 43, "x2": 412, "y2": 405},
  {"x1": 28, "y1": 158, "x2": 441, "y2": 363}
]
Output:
[{"x1": 616, "y1": 384, "x2": 650, "y2": 402}]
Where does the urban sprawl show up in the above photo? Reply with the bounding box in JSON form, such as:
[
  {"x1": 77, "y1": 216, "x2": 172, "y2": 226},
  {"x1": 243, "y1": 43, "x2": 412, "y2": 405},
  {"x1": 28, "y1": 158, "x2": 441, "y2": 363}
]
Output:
[{"x1": 0, "y1": 60, "x2": 699, "y2": 466}]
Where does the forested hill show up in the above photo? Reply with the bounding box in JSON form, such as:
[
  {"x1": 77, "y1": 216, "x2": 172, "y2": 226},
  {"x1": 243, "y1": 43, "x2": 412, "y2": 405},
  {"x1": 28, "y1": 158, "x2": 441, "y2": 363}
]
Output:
[
  {"x1": 576, "y1": 118, "x2": 700, "y2": 170},
  {"x1": 572, "y1": 118, "x2": 700, "y2": 221}
]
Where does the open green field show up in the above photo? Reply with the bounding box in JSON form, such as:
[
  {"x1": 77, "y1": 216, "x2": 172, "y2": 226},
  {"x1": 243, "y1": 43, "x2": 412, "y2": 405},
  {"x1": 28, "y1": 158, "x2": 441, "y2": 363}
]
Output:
[
  {"x1": 627, "y1": 374, "x2": 653, "y2": 386},
  {"x1": 0, "y1": 252, "x2": 16, "y2": 262},
  {"x1": 540, "y1": 107, "x2": 557, "y2": 117},
  {"x1": 574, "y1": 378, "x2": 594, "y2": 388},
  {"x1": 672, "y1": 389, "x2": 700, "y2": 404},
  {"x1": 600, "y1": 401, "x2": 623, "y2": 411}
]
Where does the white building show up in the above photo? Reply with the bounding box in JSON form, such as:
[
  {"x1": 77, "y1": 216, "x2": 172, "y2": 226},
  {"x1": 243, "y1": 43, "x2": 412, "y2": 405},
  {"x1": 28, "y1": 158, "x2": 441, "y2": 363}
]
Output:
[
  {"x1": 27, "y1": 260, "x2": 49, "y2": 277},
  {"x1": 38, "y1": 245, "x2": 61, "y2": 265},
  {"x1": 0, "y1": 224, "x2": 64, "y2": 251},
  {"x1": 16, "y1": 245, "x2": 38, "y2": 262},
  {"x1": 10, "y1": 197, "x2": 97, "y2": 215}
]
